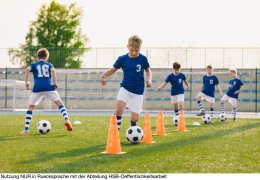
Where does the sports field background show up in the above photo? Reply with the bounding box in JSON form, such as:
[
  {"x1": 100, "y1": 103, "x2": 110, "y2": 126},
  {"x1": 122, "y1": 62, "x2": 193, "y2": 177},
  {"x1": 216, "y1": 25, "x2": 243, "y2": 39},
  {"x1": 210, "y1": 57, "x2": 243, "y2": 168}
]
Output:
[
  {"x1": 0, "y1": 114, "x2": 259, "y2": 173},
  {"x1": 0, "y1": 68, "x2": 259, "y2": 112}
]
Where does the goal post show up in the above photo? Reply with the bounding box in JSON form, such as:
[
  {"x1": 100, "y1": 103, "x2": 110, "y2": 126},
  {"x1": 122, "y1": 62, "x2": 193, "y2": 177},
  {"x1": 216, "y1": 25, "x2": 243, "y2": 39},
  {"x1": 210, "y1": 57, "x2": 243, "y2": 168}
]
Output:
[{"x1": 0, "y1": 80, "x2": 28, "y2": 111}]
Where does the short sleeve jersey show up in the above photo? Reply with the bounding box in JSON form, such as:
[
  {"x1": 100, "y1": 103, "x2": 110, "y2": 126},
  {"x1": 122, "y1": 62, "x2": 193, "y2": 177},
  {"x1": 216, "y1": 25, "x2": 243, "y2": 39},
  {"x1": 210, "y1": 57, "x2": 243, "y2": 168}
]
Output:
[
  {"x1": 30, "y1": 60, "x2": 55, "y2": 93},
  {"x1": 201, "y1": 75, "x2": 219, "y2": 98},
  {"x1": 226, "y1": 78, "x2": 243, "y2": 99},
  {"x1": 165, "y1": 72, "x2": 187, "y2": 96},
  {"x1": 113, "y1": 53, "x2": 150, "y2": 95}
]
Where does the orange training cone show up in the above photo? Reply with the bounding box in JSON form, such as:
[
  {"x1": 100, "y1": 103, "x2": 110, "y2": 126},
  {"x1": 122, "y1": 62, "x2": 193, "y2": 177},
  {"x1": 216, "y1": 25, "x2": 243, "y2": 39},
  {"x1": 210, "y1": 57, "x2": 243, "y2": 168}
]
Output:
[
  {"x1": 154, "y1": 111, "x2": 166, "y2": 136},
  {"x1": 101, "y1": 115, "x2": 126, "y2": 154},
  {"x1": 177, "y1": 109, "x2": 188, "y2": 132},
  {"x1": 142, "y1": 113, "x2": 155, "y2": 143}
]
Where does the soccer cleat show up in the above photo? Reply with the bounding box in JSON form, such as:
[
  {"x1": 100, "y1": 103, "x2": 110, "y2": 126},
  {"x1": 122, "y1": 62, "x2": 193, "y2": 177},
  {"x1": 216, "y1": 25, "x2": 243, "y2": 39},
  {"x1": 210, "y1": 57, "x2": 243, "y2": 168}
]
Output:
[
  {"x1": 197, "y1": 111, "x2": 205, "y2": 116},
  {"x1": 21, "y1": 130, "x2": 29, "y2": 137},
  {"x1": 65, "y1": 122, "x2": 73, "y2": 131}
]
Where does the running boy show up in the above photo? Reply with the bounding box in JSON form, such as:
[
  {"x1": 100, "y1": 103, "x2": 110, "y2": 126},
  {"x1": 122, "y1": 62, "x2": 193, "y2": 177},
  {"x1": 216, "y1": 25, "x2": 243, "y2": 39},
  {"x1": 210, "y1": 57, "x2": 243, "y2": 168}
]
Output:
[
  {"x1": 100, "y1": 35, "x2": 152, "y2": 129},
  {"x1": 196, "y1": 65, "x2": 223, "y2": 118},
  {"x1": 157, "y1": 62, "x2": 189, "y2": 126},
  {"x1": 220, "y1": 68, "x2": 243, "y2": 121},
  {"x1": 21, "y1": 48, "x2": 73, "y2": 136}
]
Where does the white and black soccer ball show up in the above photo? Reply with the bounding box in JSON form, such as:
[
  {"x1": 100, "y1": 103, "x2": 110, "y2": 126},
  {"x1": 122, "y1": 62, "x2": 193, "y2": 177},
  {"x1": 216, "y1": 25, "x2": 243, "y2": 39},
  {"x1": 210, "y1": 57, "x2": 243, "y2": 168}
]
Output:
[
  {"x1": 126, "y1": 126, "x2": 144, "y2": 144},
  {"x1": 219, "y1": 113, "x2": 227, "y2": 122},
  {"x1": 37, "y1": 120, "x2": 51, "y2": 134},
  {"x1": 202, "y1": 114, "x2": 212, "y2": 124}
]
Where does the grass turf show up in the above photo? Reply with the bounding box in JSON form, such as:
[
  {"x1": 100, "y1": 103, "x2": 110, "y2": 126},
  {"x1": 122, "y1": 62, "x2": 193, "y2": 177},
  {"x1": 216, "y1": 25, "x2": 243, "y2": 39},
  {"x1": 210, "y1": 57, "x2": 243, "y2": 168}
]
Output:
[{"x1": 0, "y1": 114, "x2": 259, "y2": 173}]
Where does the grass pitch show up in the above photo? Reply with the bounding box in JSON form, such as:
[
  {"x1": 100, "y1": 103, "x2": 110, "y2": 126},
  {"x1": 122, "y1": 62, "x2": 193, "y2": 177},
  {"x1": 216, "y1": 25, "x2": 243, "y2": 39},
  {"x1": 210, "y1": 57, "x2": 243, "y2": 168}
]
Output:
[{"x1": 0, "y1": 114, "x2": 259, "y2": 173}]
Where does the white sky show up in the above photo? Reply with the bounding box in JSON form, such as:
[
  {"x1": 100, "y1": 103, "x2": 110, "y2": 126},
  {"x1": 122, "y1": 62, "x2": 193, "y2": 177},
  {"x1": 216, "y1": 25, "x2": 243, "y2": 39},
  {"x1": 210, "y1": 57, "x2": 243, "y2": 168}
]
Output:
[{"x1": 1, "y1": 0, "x2": 260, "y2": 48}]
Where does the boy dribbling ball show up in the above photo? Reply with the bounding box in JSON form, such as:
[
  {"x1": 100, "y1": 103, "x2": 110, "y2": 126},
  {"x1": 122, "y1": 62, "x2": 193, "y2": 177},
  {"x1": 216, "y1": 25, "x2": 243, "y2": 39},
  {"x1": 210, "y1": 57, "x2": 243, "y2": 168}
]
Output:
[
  {"x1": 196, "y1": 65, "x2": 223, "y2": 118},
  {"x1": 220, "y1": 68, "x2": 243, "y2": 121},
  {"x1": 100, "y1": 35, "x2": 152, "y2": 129},
  {"x1": 21, "y1": 48, "x2": 73, "y2": 136},
  {"x1": 157, "y1": 62, "x2": 189, "y2": 126}
]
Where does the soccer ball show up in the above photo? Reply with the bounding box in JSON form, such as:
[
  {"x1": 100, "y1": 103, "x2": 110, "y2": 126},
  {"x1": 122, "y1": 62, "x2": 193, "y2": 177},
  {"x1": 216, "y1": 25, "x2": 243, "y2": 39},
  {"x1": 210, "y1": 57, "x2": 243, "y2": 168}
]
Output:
[
  {"x1": 126, "y1": 126, "x2": 144, "y2": 144},
  {"x1": 219, "y1": 113, "x2": 227, "y2": 122},
  {"x1": 37, "y1": 120, "x2": 51, "y2": 134},
  {"x1": 202, "y1": 114, "x2": 212, "y2": 124}
]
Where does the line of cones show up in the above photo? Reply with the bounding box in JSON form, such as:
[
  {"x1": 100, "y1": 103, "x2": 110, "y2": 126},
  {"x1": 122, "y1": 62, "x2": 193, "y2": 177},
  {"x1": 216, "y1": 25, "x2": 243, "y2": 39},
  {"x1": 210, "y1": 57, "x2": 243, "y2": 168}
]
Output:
[{"x1": 102, "y1": 110, "x2": 188, "y2": 154}]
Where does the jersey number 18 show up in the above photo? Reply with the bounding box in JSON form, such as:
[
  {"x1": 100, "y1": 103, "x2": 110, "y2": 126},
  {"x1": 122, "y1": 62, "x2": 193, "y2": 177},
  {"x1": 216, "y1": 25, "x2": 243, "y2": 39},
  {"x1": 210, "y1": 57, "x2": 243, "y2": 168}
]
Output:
[{"x1": 36, "y1": 64, "x2": 50, "y2": 78}]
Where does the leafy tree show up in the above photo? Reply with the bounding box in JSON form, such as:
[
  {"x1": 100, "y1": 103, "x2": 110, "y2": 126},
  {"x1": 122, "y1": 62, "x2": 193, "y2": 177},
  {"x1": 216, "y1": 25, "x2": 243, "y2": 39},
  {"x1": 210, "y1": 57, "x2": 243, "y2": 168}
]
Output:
[{"x1": 9, "y1": 0, "x2": 89, "y2": 68}]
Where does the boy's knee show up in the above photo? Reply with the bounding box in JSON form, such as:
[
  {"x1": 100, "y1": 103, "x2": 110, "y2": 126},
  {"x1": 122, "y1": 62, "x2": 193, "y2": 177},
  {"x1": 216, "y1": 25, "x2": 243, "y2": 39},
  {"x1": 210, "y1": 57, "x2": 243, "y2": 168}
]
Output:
[
  {"x1": 196, "y1": 96, "x2": 201, "y2": 101},
  {"x1": 28, "y1": 105, "x2": 35, "y2": 111},
  {"x1": 115, "y1": 109, "x2": 124, "y2": 116},
  {"x1": 54, "y1": 100, "x2": 63, "y2": 107},
  {"x1": 131, "y1": 113, "x2": 139, "y2": 122}
]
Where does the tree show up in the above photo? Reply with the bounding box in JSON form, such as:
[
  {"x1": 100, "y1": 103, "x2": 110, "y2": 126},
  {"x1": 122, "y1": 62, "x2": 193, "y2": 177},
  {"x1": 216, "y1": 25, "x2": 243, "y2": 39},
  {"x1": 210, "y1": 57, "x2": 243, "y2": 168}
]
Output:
[{"x1": 9, "y1": 0, "x2": 89, "y2": 68}]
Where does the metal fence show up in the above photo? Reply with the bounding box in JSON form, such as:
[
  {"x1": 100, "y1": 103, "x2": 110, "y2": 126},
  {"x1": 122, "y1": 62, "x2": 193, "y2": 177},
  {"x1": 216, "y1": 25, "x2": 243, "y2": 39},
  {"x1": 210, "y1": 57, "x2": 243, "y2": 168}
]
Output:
[
  {"x1": 0, "y1": 68, "x2": 259, "y2": 112},
  {"x1": 1, "y1": 47, "x2": 260, "y2": 68}
]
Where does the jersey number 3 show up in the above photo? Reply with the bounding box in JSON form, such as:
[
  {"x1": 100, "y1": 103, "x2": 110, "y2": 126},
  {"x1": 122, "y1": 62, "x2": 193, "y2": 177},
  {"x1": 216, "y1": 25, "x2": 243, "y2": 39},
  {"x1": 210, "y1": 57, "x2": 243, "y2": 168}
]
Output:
[
  {"x1": 36, "y1": 64, "x2": 50, "y2": 78},
  {"x1": 136, "y1": 64, "x2": 141, "y2": 72}
]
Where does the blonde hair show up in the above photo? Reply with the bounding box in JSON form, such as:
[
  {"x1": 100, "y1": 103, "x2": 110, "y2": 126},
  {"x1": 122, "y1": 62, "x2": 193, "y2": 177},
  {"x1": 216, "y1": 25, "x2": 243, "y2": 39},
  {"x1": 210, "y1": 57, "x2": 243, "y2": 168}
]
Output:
[
  {"x1": 229, "y1": 68, "x2": 237, "y2": 74},
  {"x1": 37, "y1": 48, "x2": 49, "y2": 59},
  {"x1": 128, "y1": 35, "x2": 142, "y2": 49}
]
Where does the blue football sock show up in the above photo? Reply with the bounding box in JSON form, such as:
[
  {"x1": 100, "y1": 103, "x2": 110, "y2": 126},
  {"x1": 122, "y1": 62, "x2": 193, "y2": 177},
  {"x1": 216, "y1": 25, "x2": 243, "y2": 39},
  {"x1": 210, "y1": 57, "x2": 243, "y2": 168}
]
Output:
[
  {"x1": 210, "y1": 108, "x2": 214, "y2": 117},
  {"x1": 197, "y1": 100, "x2": 205, "y2": 112},
  {"x1": 174, "y1": 109, "x2": 179, "y2": 120},
  {"x1": 116, "y1": 115, "x2": 122, "y2": 129},
  {"x1": 232, "y1": 106, "x2": 237, "y2": 119},
  {"x1": 221, "y1": 103, "x2": 225, "y2": 114},
  {"x1": 131, "y1": 120, "x2": 137, "y2": 126},
  {"x1": 24, "y1": 110, "x2": 32, "y2": 131},
  {"x1": 59, "y1": 104, "x2": 69, "y2": 122}
]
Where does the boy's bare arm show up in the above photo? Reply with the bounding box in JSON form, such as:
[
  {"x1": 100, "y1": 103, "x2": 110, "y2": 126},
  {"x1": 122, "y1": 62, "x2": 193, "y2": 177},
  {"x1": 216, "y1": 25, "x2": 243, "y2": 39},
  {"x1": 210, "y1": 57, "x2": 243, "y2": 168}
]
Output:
[
  {"x1": 200, "y1": 85, "x2": 204, "y2": 92},
  {"x1": 234, "y1": 85, "x2": 243, "y2": 94},
  {"x1": 25, "y1": 67, "x2": 31, "y2": 90},
  {"x1": 184, "y1": 79, "x2": 190, "y2": 89},
  {"x1": 145, "y1": 68, "x2": 152, "y2": 88},
  {"x1": 217, "y1": 84, "x2": 223, "y2": 97},
  {"x1": 51, "y1": 68, "x2": 58, "y2": 89},
  {"x1": 100, "y1": 67, "x2": 117, "y2": 86},
  {"x1": 157, "y1": 82, "x2": 167, "y2": 92}
]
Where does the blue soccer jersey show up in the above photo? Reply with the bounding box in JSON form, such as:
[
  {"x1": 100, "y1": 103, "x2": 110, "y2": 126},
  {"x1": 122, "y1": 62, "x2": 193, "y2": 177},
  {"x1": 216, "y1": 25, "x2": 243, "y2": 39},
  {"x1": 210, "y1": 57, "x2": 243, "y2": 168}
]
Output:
[
  {"x1": 113, "y1": 53, "x2": 150, "y2": 95},
  {"x1": 30, "y1": 60, "x2": 55, "y2": 93},
  {"x1": 165, "y1": 72, "x2": 187, "y2": 96},
  {"x1": 226, "y1": 78, "x2": 243, "y2": 99},
  {"x1": 201, "y1": 75, "x2": 219, "y2": 98}
]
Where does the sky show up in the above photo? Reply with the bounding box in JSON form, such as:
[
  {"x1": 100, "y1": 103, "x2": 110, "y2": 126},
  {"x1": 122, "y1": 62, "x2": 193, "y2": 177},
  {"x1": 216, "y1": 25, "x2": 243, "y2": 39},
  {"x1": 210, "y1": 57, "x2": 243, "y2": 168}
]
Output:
[{"x1": 1, "y1": 0, "x2": 260, "y2": 48}]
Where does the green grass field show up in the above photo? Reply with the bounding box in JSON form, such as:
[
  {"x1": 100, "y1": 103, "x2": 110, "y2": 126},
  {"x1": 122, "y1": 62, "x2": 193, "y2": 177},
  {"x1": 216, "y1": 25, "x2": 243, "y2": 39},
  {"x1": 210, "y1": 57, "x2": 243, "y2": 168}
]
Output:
[{"x1": 0, "y1": 114, "x2": 259, "y2": 173}]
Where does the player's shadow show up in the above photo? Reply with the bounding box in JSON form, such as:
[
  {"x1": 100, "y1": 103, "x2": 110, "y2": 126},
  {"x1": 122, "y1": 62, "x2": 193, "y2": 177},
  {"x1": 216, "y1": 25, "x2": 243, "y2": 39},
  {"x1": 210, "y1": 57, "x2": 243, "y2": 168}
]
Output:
[
  {"x1": 0, "y1": 136, "x2": 22, "y2": 142},
  {"x1": 32, "y1": 121, "x2": 260, "y2": 173},
  {"x1": 30, "y1": 134, "x2": 67, "y2": 139},
  {"x1": 19, "y1": 144, "x2": 106, "y2": 165}
]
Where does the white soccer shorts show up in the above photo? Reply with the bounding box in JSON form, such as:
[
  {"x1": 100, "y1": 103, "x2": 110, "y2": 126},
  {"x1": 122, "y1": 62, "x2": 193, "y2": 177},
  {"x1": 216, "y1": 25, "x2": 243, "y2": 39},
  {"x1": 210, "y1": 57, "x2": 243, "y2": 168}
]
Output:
[
  {"x1": 221, "y1": 94, "x2": 237, "y2": 107},
  {"x1": 117, "y1": 87, "x2": 143, "y2": 114},
  {"x1": 29, "y1": 91, "x2": 61, "y2": 105},
  {"x1": 171, "y1": 94, "x2": 184, "y2": 104},
  {"x1": 198, "y1": 92, "x2": 215, "y2": 103}
]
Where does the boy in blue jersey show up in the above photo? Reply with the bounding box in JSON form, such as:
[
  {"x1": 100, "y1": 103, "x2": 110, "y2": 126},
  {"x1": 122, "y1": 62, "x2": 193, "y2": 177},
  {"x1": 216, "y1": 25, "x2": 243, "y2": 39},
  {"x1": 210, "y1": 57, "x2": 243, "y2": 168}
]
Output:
[
  {"x1": 157, "y1": 62, "x2": 189, "y2": 126},
  {"x1": 196, "y1": 65, "x2": 223, "y2": 118},
  {"x1": 21, "y1": 48, "x2": 73, "y2": 136},
  {"x1": 100, "y1": 35, "x2": 152, "y2": 129},
  {"x1": 220, "y1": 69, "x2": 243, "y2": 121}
]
